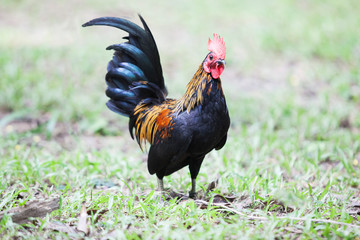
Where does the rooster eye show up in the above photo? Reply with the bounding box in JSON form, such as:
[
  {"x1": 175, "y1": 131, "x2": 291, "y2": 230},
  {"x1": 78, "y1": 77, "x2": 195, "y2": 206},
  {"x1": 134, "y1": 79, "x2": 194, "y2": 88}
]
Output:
[{"x1": 209, "y1": 55, "x2": 213, "y2": 61}]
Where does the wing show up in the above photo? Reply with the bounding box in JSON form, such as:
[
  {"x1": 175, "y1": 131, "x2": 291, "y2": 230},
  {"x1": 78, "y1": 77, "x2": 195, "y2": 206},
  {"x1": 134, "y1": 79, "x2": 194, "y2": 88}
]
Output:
[
  {"x1": 215, "y1": 133, "x2": 228, "y2": 150},
  {"x1": 147, "y1": 126, "x2": 192, "y2": 177}
]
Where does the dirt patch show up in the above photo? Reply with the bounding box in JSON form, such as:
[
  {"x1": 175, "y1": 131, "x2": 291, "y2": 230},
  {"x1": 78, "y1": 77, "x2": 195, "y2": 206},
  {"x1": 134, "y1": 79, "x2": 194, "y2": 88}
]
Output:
[
  {"x1": 319, "y1": 157, "x2": 341, "y2": 171},
  {"x1": 0, "y1": 110, "x2": 140, "y2": 154}
]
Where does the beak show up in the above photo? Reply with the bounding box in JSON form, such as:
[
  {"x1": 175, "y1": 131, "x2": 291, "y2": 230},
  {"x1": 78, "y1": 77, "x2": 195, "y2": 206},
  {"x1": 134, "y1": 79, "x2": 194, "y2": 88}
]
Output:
[{"x1": 216, "y1": 59, "x2": 226, "y2": 66}]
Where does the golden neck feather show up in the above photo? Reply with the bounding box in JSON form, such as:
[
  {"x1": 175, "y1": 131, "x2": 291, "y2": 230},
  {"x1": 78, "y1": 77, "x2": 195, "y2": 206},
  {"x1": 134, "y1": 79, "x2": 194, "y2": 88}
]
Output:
[{"x1": 175, "y1": 65, "x2": 212, "y2": 113}]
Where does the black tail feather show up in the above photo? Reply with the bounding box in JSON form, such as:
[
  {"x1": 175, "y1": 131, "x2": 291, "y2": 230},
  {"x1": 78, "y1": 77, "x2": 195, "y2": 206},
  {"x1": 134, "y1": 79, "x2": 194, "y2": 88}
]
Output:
[
  {"x1": 117, "y1": 63, "x2": 148, "y2": 82},
  {"x1": 82, "y1": 15, "x2": 167, "y2": 94},
  {"x1": 105, "y1": 68, "x2": 136, "y2": 89},
  {"x1": 105, "y1": 87, "x2": 137, "y2": 101},
  {"x1": 106, "y1": 100, "x2": 132, "y2": 116},
  {"x1": 83, "y1": 15, "x2": 167, "y2": 119},
  {"x1": 106, "y1": 43, "x2": 157, "y2": 83}
]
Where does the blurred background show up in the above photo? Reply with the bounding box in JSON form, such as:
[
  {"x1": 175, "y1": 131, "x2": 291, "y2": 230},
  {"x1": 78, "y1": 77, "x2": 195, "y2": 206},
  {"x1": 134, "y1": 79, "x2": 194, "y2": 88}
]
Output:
[
  {"x1": 1, "y1": 1, "x2": 360, "y2": 237},
  {"x1": 1, "y1": 0, "x2": 359, "y2": 161}
]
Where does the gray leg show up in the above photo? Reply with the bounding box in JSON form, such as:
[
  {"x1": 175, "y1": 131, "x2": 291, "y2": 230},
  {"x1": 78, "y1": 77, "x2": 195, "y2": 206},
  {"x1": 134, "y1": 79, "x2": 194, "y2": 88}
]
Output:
[
  {"x1": 157, "y1": 178, "x2": 164, "y2": 192},
  {"x1": 189, "y1": 156, "x2": 205, "y2": 199},
  {"x1": 189, "y1": 178, "x2": 196, "y2": 198}
]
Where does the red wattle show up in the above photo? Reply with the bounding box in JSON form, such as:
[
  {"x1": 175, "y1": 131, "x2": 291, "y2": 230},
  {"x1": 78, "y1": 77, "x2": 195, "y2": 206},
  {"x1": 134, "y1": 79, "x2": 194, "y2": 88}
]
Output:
[
  {"x1": 210, "y1": 64, "x2": 224, "y2": 79},
  {"x1": 203, "y1": 61, "x2": 224, "y2": 79}
]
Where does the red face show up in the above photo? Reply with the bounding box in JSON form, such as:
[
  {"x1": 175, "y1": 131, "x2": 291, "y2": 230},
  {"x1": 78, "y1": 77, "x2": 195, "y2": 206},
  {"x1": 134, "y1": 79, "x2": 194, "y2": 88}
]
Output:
[{"x1": 203, "y1": 52, "x2": 225, "y2": 79}]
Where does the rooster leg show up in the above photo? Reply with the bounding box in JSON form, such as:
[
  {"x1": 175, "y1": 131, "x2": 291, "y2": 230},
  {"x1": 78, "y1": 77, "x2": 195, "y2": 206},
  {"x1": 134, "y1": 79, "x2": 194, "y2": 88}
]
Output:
[
  {"x1": 157, "y1": 177, "x2": 165, "y2": 192},
  {"x1": 189, "y1": 155, "x2": 205, "y2": 199},
  {"x1": 189, "y1": 178, "x2": 196, "y2": 198}
]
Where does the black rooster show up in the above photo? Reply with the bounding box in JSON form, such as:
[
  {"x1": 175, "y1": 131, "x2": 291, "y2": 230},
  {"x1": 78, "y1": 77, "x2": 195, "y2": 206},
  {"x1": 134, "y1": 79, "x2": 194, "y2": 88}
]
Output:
[{"x1": 83, "y1": 15, "x2": 230, "y2": 198}]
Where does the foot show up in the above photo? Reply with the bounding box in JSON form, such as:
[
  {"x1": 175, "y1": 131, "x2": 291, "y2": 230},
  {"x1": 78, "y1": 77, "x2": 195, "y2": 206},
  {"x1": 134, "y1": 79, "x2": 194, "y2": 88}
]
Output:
[{"x1": 189, "y1": 190, "x2": 197, "y2": 199}]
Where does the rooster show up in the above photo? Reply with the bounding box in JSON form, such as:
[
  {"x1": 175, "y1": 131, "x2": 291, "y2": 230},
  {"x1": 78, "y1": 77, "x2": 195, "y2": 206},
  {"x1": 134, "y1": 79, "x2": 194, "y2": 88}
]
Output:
[{"x1": 83, "y1": 15, "x2": 230, "y2": 198}]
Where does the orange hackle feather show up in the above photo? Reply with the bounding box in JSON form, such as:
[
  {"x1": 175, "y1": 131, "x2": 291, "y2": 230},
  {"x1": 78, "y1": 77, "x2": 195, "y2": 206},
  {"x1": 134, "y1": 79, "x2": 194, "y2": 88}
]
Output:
[
  {"x1": 208, "y1": 34, "x2": 226, "y2": 59},
  {"x1": 133, "y1": 99, "x2": 176, "y2": 149}
]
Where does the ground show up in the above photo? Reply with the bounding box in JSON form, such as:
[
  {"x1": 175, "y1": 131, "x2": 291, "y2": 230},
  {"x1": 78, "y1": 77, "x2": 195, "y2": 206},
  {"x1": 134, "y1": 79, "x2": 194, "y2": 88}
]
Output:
[{"x1": 1, "y1": 0, "x2": 360, "y2": 239}]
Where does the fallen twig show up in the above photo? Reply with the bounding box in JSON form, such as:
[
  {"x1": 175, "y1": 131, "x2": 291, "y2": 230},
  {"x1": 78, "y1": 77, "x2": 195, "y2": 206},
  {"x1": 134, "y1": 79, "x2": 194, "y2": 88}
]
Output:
[{"x1": 0, "y1": 198, "x2": 59, "y2": 224}]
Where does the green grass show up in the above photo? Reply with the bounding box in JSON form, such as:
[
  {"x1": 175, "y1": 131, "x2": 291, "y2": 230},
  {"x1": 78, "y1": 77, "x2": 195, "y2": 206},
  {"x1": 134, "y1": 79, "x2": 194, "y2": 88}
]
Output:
[{"x1": 1, "y1": 0, "x2": 360, "y2": 239}]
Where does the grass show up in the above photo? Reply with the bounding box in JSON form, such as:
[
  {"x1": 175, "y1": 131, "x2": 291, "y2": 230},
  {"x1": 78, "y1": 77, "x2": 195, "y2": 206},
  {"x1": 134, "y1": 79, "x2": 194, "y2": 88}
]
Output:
[{"x1": 1, "y1": 0, "x2": 360, "y2": 239}]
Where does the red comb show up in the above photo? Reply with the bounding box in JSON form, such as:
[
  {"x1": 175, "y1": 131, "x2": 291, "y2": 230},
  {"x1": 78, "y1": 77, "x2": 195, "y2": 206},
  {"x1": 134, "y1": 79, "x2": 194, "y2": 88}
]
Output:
[{"x1": 208, "y1": 34, "x2": 226, "y2": 59}]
